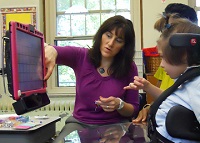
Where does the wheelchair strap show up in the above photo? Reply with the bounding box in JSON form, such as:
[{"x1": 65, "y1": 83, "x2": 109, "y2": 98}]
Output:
[{"x1": 148, "y1": 67, "x2": 200, "y2": 141}]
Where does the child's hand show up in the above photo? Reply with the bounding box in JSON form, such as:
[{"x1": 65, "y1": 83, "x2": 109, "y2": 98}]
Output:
[
  {"x1": 124, "y1": 76, "x2": 149, "y2": 90},
  {"x1": 132, "y1": 105, "x2": 150, "y2": 123}
]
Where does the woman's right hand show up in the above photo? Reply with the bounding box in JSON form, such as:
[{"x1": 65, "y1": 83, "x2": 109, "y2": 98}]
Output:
[{"x1": 44, "y1": 44, "x2": 58, "y2": 80}]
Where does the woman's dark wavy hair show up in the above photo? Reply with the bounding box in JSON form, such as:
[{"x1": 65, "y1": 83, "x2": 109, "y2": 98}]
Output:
[{"x1": 88, "y1": 15, "x2": 136, "y2": 78}]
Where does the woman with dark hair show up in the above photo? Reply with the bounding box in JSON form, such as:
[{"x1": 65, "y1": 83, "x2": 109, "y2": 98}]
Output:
[
  {"x1": 88, "y1": 16, "x2": 135, "y2": 79},
  {"x1": 44, "y1": 15, "x2": 139, "y2": 142}
]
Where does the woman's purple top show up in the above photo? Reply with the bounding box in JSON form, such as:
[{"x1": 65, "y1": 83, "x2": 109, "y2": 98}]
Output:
[{"x1": 54, "y1": 46, "x2": 139, "y2": 124}]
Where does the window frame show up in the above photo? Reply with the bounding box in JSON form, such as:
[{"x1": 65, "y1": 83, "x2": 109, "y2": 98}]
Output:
[
  {"x1": 44, "y1": 0, "x2": 141, "y2": 97},
  {"x1": 189, "y1": 0, "x2": 200, "y2": 26},
  {"x1": 189, "y1": 0, "x2": 200, "y2": 12}
]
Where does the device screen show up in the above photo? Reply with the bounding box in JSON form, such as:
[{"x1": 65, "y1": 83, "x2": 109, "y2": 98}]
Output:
[{"x1": 16, "y1": 30, "x2": 44, "y2": 92}]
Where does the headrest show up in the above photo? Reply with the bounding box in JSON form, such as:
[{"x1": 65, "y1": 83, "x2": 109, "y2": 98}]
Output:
[{"x1": 169, "y1": 33, "x2": 200, "y2": 48}]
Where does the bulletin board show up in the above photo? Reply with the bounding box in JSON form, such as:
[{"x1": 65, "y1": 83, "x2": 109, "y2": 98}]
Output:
[
  {"x1": 0, "y1": 7, "x2": 37, "y2": 79},
  {"x1": 1, "y1": 7, "x2": 37, "y2": 35}
]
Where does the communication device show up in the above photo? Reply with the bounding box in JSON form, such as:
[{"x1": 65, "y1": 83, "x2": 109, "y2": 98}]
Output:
[{"x1": 5, "y1": 21, "x2": 50, "y2": 115}]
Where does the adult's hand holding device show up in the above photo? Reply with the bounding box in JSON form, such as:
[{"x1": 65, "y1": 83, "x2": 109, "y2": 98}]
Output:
[{"x1": 44, "y1": 44, "x2": 58, "y2": 80}]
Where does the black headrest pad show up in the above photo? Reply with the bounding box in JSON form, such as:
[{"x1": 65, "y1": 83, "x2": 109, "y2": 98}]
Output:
[{"x1": 169, "y1": 33, "x2": 200, "y2": 48}]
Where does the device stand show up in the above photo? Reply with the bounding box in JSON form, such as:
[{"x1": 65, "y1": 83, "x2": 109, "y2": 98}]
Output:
[{"x1": 12, "y1": 93, "x2": 50, "y2": 115}]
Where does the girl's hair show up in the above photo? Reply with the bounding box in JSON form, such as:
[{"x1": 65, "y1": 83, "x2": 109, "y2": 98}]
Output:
[
  {"x1": 154, "y1": 13, "x2": 181, "y2": 32},
  {"x1": 160, "y1": 18, "x2": 200, "y2": 66},
  {"x1": 154, "y1": 3, "x2": 198, "y2": 32},
  {"x1": 88, "y1": 15, "x2": 136, "y2": 78}
]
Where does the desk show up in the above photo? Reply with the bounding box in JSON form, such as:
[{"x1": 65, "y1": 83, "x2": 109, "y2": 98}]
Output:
[
  {"x1": 0, "y1": 116, "x2": 61, "y2": 143},
  {"x1": 62, "y1": 122, "x2": 150, "y2": 143}
]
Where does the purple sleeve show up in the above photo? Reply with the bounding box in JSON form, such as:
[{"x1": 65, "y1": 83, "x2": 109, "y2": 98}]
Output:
[{"x1": 53, "y1": 45, "x2": 86, "y2": 68}]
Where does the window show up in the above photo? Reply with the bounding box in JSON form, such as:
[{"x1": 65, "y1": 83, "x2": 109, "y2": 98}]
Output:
[
  {"x1": 196, "y1": 1, "x2": 200, "y2": 26},
  {"x1": 45, "y1": 0, "x2": 140, "y2": 96},
  {"x1": 190, "y1": 0, "x2": 200, "y2": 26},
  {"x1": 55, "y1": 0, "x2": 130, "y2": 87}
]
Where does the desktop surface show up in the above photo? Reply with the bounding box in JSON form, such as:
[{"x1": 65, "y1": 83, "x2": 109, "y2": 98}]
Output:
[
  {"x1": 63, "y1": 122, "x2": 150, "y2": 143},
  {"x1": 0, "y1": 116, "x2": 60, "y2": 143}
]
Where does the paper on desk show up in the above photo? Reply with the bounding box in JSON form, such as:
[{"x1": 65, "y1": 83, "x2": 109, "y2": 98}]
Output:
[
  {"x1": 14, "y1": 122, "x2": 42, "y2": 130},
  {"x1": 34, "y1": 115, "x2": 49, "y2": 119},
  {"x1": 0, "y1": 114, "x2": 18, "y2": 120}
]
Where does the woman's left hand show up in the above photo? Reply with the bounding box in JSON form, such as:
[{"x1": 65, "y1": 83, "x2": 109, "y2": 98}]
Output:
[{"x1": 95, "y1": 96, "x2": 120, "y2": 112}]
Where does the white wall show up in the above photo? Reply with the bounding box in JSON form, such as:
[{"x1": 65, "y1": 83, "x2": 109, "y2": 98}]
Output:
[
  {"x1": 0, "y1": 0, "x2": 44, "y2": 31},
  {"x1": 142, "y1": 0, "x2": 188, "y2": 48},
  {"x1": 0, "y1": 14, "x2": 3, "y2": 69}
]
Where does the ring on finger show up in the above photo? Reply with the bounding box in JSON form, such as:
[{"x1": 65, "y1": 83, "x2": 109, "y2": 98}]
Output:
[
  {"x1": 129, "y1": 83, "x2": 133, "y2": 87},
  {"x1": 106, "y1": 105, "x2": 109, "y2": 109}
]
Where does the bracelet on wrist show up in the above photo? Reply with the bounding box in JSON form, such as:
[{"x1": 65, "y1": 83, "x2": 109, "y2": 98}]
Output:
[
  {"x1": 143, "y1": 104, "x2": 150, "y2": 109},
  {"x1": 117, "y1": 98, "x2": 124, "y2": 110}
]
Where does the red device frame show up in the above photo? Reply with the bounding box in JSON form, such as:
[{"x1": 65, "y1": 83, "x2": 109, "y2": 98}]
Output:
[{"x1": 8, "y1": 21, "x2": 46, "y2": 100}]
